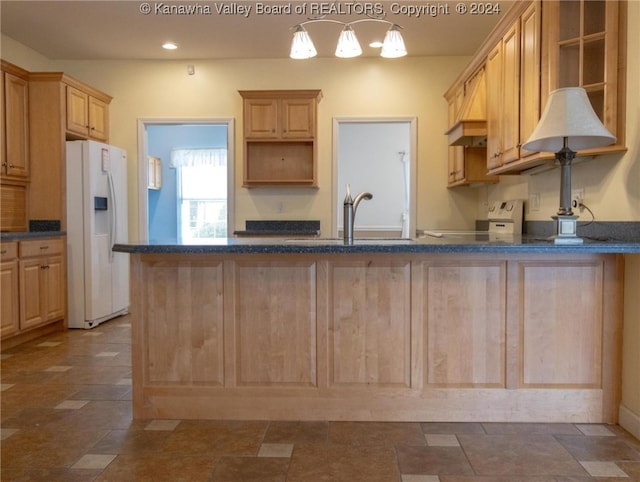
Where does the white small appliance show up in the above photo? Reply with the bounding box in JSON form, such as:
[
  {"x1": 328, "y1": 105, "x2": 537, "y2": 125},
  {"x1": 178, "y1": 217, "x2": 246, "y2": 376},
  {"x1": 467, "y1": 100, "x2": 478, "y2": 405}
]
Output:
[
  {"x1": 421, "y1": 199, "x2": 524, "y2": 240},
  {"x1": 486, "y1": 199, "x2": 524, "y2": 235},
  {"x1": 66, "y1": 140, "x2": 129, "y2": 329}
]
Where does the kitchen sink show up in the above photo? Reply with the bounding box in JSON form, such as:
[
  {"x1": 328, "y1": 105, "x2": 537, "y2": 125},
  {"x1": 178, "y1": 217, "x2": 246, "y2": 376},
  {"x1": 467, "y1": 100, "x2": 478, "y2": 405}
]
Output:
[{"x1": 285, "y1": 238, "x2": 415, "y2": 245}]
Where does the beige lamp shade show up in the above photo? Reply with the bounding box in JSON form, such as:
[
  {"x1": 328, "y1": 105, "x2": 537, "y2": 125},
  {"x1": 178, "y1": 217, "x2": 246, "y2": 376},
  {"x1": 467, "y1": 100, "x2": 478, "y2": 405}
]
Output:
[
  {"x1": 522, "y1": 87, "x2": 616, "y2": 153},
  {"x1": 380, "y1": 25, "x2": 407, "y2": 58},
  {"x1": 290, "y1": 25, "x2": 317, "y2": 59},
  {"x1": 335, "y1": 24, "x2": 362, "y2": 58}
]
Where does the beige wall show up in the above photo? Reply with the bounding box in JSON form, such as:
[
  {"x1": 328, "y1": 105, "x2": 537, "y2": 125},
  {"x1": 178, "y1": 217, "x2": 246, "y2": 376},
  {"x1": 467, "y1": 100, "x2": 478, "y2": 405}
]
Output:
[
  {"x1": 0, "y1": 44, "x2": 480, "y2": 237},
  {"x1": 3, "y1": 1, "x2": 638, "y2": 233},
  {"x1": 619, "y1": 0, "x2": 640, "y2": 438},
  {"x1": 622, "y1": 254, "x2": 640, "y2": 438},
  {"x1": 64, "y1": 56, "x2": 484, "y2": 237}
]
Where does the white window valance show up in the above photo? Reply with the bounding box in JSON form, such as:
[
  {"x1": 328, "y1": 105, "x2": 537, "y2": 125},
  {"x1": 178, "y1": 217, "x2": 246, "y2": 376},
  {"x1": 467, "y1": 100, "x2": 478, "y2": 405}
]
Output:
[{"x1": 169, "y1": 148, "x2": 227, "y2": 168}]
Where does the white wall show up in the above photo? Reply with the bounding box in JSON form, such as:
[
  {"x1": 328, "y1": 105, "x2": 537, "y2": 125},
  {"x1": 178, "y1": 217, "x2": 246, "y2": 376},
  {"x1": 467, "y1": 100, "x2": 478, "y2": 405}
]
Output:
[{"x1": 337, "y1": 121, "x2": 412, "y2": 234}]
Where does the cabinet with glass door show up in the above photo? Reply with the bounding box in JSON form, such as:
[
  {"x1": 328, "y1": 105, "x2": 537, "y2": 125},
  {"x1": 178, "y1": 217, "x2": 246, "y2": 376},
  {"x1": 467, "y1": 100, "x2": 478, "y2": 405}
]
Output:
[{"x1": 541, "y1": 0, "x2": 626, "y2": 154}]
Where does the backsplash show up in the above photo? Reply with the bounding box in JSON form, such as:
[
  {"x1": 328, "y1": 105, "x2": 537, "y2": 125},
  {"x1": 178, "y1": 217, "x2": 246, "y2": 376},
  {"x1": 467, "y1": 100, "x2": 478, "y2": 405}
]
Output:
[
  {"x1": 234, "y1": 220, "x2": 320, "y2": 236},
  {"x1": 29, "y1": 220, "x2": 61, "y2": 232},
  {"x1": 525, "y1": 221, "x2": 640, "y2": 242}
]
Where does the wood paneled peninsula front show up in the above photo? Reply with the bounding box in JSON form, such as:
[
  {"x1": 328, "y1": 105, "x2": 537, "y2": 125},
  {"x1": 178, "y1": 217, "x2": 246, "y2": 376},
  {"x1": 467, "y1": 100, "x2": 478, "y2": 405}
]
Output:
[{"x1": 114, "y1": 237, "x2": 639, "y2": 424}]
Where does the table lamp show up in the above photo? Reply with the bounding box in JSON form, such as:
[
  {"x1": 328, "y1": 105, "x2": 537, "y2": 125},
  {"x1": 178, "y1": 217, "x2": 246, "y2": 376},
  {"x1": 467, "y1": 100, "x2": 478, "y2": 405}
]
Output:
[{"x1": 522, "y1": 87, "x2": 616, "y2": 244}]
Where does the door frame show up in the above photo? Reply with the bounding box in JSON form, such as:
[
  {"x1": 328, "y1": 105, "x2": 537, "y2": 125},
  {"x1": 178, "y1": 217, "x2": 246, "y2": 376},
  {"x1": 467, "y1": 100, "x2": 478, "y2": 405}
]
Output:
[
  {"x1": 136, "y1": 118, "x2": 235, "y2": 242},
  {"x1": 332, "y1": 116, "x2": 418, "y2": 237}
]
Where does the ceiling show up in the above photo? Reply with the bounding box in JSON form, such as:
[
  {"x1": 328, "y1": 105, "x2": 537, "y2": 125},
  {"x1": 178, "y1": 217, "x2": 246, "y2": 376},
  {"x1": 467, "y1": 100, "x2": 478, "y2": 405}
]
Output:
[{"x1": 1, "y1": 1, "x2": 512, "y2": 60}]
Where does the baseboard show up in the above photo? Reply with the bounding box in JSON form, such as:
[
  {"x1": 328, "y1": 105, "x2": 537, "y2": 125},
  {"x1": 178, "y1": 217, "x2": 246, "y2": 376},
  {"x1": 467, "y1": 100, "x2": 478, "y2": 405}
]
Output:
[
  {"x1": 619, "y1": 404, "x2": 640, "y2": 440},
  {"x1": 1, "y1": 320, "x2": 65, "y2": 351}
]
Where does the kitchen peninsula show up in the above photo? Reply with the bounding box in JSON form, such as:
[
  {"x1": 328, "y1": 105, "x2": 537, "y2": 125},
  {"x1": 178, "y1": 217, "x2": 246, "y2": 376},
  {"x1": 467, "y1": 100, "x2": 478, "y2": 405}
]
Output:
[{"x1": 115, "y1": 236, "x2": 639, "y2": 424}]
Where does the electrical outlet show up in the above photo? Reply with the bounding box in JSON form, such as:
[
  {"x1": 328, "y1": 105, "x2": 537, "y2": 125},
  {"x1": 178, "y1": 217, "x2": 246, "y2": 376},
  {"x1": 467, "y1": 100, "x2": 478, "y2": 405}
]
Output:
[
  {"x1": 571, "y1": 189, "x2": 584, "y2": 212},
  {"x1": 528, "y1": 193, "x2": 540, "y2": 212}
]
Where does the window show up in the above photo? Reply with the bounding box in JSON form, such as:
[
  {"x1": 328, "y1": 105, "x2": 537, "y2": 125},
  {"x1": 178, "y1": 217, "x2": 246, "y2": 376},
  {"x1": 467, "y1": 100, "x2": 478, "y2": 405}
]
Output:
[{"x1": 172, "y1": 148, "x2": 227, "y2": 243}]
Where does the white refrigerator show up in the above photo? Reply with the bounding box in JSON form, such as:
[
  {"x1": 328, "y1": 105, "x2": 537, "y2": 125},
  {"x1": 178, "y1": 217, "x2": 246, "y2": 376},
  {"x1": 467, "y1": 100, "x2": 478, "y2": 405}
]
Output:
[{"x1": 66, "y1": 140, "x2": 129, "y2": 329}]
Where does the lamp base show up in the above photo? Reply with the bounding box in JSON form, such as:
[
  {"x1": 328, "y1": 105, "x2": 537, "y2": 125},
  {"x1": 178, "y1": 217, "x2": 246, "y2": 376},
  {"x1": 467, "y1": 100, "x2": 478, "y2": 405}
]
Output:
[{"x1": 550, "y1": 214, "x2": 583, "y2": 245}]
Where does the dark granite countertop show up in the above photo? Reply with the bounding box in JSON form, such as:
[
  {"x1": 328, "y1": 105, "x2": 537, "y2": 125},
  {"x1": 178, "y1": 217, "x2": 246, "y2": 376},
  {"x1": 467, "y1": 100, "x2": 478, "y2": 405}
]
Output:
[
  {"x1": 1, "y1": 231, "x2": 66, "y2": 241},
  {"x1": 114, "y1": 234, "x2": 640, "y2": 255},
  {"x1": 233, "y1": 230, "x2": 321, "y2": 236},
  {"x1": 233, "y1": 220, "x2": 321, "y2": 237}
]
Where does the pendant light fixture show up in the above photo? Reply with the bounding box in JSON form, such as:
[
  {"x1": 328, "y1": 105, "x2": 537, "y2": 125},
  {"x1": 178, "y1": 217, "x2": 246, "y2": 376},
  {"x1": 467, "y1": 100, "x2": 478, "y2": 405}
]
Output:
[
  {"x1": 335, "y1": 24, "x2": 362, "y2": 58},
  {"x1": 290, "y1": 25, "x2": 317, "y2": 59},
  {"x1": 380, "y1": 25, "x2": 407, "y2": 58},
  {"x1": 289, "y1": 18, "x2": 407, "y2": 59}
]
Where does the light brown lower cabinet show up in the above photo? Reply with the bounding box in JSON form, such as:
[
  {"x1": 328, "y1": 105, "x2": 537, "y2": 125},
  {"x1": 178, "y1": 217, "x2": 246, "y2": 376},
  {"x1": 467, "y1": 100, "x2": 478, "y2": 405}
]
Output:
[
  {"x1": 1, "y1": 242, "x2": 19, "y2": 338},
  {"x1": 1, "y1": 237, "x2": 66, "y2": 349},
  {"x1": 130, "y1": 252, "x2": 622, "y2": 423}
]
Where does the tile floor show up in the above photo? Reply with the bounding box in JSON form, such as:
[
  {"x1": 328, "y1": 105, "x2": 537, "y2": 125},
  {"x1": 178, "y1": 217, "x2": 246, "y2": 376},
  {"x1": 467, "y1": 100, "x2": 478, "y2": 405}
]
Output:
[{"x1": 2, "y1": 315, "x2": 640, "y2": 481}]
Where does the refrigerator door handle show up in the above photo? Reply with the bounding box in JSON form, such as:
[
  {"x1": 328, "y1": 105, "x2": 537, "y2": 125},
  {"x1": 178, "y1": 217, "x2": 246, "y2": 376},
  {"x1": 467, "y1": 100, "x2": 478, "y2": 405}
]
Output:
[{"x1": 107, "y1": 171, "x2": 117, "y2": 262}]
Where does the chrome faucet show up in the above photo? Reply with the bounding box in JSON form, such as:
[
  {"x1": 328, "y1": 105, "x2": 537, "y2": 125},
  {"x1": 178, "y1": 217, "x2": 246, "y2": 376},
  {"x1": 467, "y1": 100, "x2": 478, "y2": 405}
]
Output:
[{"x1": 343, "y1": 184, "x2": 373, "y2": 245}]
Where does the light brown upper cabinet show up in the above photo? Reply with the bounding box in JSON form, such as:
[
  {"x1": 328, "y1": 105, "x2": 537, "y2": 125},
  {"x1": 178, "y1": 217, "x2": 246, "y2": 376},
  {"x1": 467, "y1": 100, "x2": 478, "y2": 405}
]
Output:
[
  {"x1": 542, "y1": 0, "x2": 626, "y2": 154},
  {"x1": 239, "y1": 90, "x2": 322, "y2": 187},
  {"x1": 66, "y1": 85, "x2": 109, "y2": 142},
  {"x1": 486, "y1": 1, "x2": 542, "y2": 173},
  {"x1": 1, "y1": 60, "x2": 30, "y2": 232},
  {"x1": 443, "y1": 0, "x2": 626, "y2": 181},
  {"x1": 445, "y1": 67, "x2": 498, "y2": 187},
  {"x1": 28, "y1": 72, "x2": 112, "y2": 225},
  {"x1": 1, "y1": 64, "x2": 30, "y2": 180}
]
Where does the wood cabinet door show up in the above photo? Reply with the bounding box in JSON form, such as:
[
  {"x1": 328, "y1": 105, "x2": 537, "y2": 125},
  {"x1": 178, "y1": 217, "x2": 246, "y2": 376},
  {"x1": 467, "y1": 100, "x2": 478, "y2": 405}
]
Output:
[
  {"x1": 1, "y1": 259, "x2": 19, "y2": 338},
  {"x1": 66, "y1": 85, "x2": 89, "y2": 137},
  {"x1": 88, "y1": 96, "x2": 109, "y2": 141},
  {"x1": 3, "y1": 72, "x2": 30, "y2": 178},
  {"x1": 485, "y1": 41, "x2": 503, "y2": 170},
  {"x1": 500, "y1": 21, "x2": 521, "y2": 165},
  {"x1": 424, "y1": 261, "x2": 507, "y2": 387},
  {"x1": 0, "y1": 184, "x2": 27, "y2": 232},
  {"x1": 19, "y1": 258, "x2": 45, "y2": 330},
  {"x1": 43, "y1": 255, "x2": 65, "y2": 322},
  {"x1": 244, "y1": 98, "x2": 278, "y2": 138},
  {"x1": 448, "y1": 146, "x2": 464, "y2": 183},
  {"x1": 519, "y1": 1, "x2": 541, "y2": 159},
  {"x1": 281, "y1": 98, "x2": 315, "y2": 138},
  {"x1": 543, "y1": 0, "x2": 623, "y2": 150},
  {"x1": 447, "y1": 97, "x2": 457, "y2": 184}
]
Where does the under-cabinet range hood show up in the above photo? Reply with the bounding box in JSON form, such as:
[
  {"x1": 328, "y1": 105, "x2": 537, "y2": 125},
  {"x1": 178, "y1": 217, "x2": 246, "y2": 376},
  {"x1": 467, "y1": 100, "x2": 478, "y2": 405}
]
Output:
[{"x1": 446, "y1": 68, "x2": 487, "y2": 147}]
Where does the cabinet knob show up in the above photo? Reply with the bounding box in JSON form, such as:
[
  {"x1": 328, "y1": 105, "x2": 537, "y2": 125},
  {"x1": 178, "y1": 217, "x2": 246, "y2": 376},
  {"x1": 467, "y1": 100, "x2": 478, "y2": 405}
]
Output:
[
  {"x1": 8, "y1": 164, "x2": 14, "y2": 168},
  {"x1": 0, "y1": 250, "x2": 6, "y2": 255},
  {"x1": 1, "y1": 162, "x2": 7, "y2": 167}
]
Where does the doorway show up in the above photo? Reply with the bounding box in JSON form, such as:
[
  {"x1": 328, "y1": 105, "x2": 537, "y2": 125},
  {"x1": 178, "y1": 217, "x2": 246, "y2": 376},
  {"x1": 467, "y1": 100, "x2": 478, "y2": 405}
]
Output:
[
  {"x1": 137, "y1": 119, "x2": 235, "y2": 243},
  {"x1": 333, "y1": 117, "x2": 417, "y2": 238}
]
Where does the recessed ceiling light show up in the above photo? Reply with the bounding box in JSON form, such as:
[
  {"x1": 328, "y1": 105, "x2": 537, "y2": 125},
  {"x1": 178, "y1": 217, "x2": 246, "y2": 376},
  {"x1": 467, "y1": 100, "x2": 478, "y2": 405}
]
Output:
[
  {"x1": 369, "y1": 41, "x2": 383, "y2": 48},
  {"x1": 162, "y1": 42, "x2": 178, "y2": 50}
]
